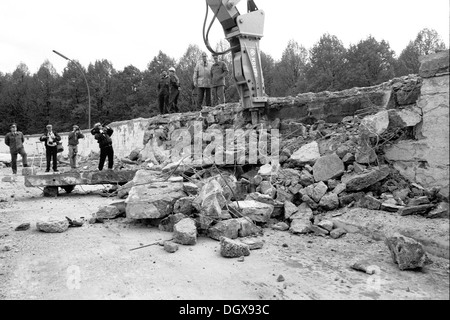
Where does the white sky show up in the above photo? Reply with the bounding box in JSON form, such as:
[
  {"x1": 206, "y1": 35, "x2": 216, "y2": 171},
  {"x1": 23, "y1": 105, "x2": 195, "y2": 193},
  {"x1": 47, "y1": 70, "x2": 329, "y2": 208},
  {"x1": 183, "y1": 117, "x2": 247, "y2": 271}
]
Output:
[{"x1": 0, "y1": 0, "x2": 448, "y2": 75}]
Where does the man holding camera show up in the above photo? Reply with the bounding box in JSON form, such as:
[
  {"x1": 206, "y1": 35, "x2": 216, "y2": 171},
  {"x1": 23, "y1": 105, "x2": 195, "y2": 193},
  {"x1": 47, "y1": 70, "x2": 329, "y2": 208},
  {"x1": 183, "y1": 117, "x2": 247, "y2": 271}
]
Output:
[
  {"x1": 68, "y1": 124, "x2": 85, "y2": 169},
  {"x1": 91, "y1": 122, "x2": 114, "y2": 171}
]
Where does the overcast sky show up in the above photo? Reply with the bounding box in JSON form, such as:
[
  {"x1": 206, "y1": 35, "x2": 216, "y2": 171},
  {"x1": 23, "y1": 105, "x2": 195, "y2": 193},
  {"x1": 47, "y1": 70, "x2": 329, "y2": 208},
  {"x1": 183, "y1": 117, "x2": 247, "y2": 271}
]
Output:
[{"x1": 1, "y1": 0, "x2": 448, "y2": 75}]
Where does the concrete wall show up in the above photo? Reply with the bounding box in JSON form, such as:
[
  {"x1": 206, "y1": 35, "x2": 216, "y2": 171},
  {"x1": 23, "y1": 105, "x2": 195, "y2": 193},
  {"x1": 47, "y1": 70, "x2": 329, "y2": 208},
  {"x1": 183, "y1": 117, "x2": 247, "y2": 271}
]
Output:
[
  {"x1": 1, "y1": 118, "x2": 150, "y2": 160},
  {"x1": 384, "y1": 50, "x2": 449, "y2": 198}
]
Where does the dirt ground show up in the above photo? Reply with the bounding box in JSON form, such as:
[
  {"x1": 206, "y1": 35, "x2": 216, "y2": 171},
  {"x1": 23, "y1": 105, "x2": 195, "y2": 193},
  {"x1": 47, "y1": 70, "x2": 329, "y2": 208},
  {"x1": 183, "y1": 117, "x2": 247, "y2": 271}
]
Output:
[{"x1": 0, "y1": 166, "x2": 449, "y2": 300}]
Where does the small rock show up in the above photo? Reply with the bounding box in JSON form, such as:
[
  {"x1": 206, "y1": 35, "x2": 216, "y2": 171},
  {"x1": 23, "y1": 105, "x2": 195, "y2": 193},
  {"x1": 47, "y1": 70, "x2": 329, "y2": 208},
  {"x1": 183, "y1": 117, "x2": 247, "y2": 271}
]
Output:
[
  {"x1": 351, "y1": 260, "x2": 379, "y2": 274},
  {"x1": 237, "y1": 256, "x2": 245, "y2": 262},
  {"x1": 317, "y1": 220, "x2": 334, "y2": 232},
  {"x1": 220, "y1": 237, "x2": 250, "y2": 258},
  {"x1": 239, "y1": 237, "x2": 264, "y2": 250},
  {"x1": 163, "y1": 241, "x2": 179, "y2": 253},
  {"x1": 271, "y1": 222, "x2": 290, "y2": 231},
  {"x1": 15, "y1": 223, "x2": 30, "y2": 231},
  {"x1": 385, "y1": 233, "x2": 433, "y2": 270},
  {"x1": 1, "y1": 245, "x2": 12, "y2": 252},
  {"x1": 36, "y1": 217, "x2": 69, "y2": 233},
  {"x1": 330, "y1": 228, "x2": 347, "y2": 239},
  {"x1": 277, "y1": 275, "x2": 285, "y2": 282}
]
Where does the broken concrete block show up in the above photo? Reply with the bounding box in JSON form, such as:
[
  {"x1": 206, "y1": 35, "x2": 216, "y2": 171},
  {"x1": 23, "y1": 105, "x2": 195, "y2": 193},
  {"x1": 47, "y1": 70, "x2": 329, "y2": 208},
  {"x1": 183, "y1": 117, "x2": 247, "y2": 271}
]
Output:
[
  {"x1": 398, "y1": 204, "x2": 435, "y2": 216},
  {"x1": 330, "y1": 228, "x2": 347, "y2": 239},
  {"x1": 426, "y1": 202, "x2": 449, "y2": 219},
  {"x1": 360, "y1": 110, "x2": 389, "y2": 137},
  {"x1": 299, "y1": 170, "x2": 315, "y2": 187},
  {"x1": 117, "y1": 181, "x2": 133, "y2": 199},
  {"x1": 385, "y1": 233, "x2": 433, "y2": 270},
  {"x1": 313, "y1": 154, "x2": 345, "y2": 182},
  {"x1": 336, "y1": 145, "x2": 352, "y2": 159},
  {"x1": 96, "y1": 205, "x2": 121, "y2": 219},
  {"x1": 126, "y1": 181, "x2": 186, "y2": 219},
  {"x1": 275, "y1": 188, "x2": 293, "y2": 203},
  {"x1": 310, "y1": 225, "x2": 329, "y2": 236},
  {"x1": 220, "y1": 237, "x2": 250, "y2": 258},
  {"x1": 342, "y1": 166, "x2": 390, "y2": 192},
  {"x1": 301, "y1": 182, "x2": 328, "y2": 203},
  {"x1": 236, "y1": 217, "x2": 262, "y2": 237},
  {"x1": 317, "y1": 220, "x2": 334, "y2": 232},
  {"x1": 15, "y1": 223, "x2": 30, "y2": 231},
  {"x1": 258, "y1": 163, "x2": 273, "y2": 176},
  {"x1": 230, "y1": 200, "x2": 273, "y2": 223},
  {"x1": 257, "y1": 181, "x2": 276, "y2": 198},
  {"x1": 319, "y1": 193, "x2": 339, "y2": 211},
  {"x1": 408, "y1": 196, "x2": 430, "y2": 207},
  {"x1": 36, "y1": 217, "x2": 69, "y2": 233},
  {"x1": 159, "y1": 213, "x2": 187, "y2": 232},
  {"x1": 339, "y1": 192, "x2": 364, "y2": 207},
  {"x1": 109, "y1": 201, "x2": 126, "y2": 215},
  {"x1": 238, "y1": 237, "x2": 264, "y2": 250},
  {"x1": 301, "y1": 195, "x2": 318, "y2": 209},
  {"x1": 332, "y1": 183, "x2": 347, "y2": 195},
  {"x1": 290, "y1": 141, "x2": 320, "y2": 165},
  {"x1": 194, "y1": 215, "x2": 215, "y2": 231},
  {"x1": 381, "y1": 202, "x2": 404, "y2": 212},
  {"x1": 192, "y1": 180, "x2": 227, "y2": 218},
  {"x1": 173, "y1": 218, "x2": 197, "y2": 245},
  {"x1": 357, "y1": 195, "x2": 382, "y2": 210},
  {"x1": 164, "y1": 241, "x2": 179, "y2": 253},
  {"x1": 208, "y1": 219, "x2": 241, "y2": 241},
  {"x1": 289, "y1": 219, "x2": 312, "y2": 235},
  {"x1": 271, "y1": 222, "x2": 290, "y2": 231},
  {"x1": 183, "y1": 182, "x2": 199, "y2": 195},
  {"x1": 173, "y1": 197, "x2": 194, "y2": 215},
  {"x1": 284, "y1": 201, "x2": 297, "y2": 220},
  {"x1": 351, "y1": 260, "x2": 379, "y2": 275}
]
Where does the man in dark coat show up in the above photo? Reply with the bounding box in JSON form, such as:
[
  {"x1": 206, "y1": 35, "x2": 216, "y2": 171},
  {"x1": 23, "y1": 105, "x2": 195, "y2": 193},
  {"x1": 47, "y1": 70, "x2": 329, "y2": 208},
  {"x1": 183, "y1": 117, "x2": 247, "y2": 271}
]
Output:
[
  {"x1": 4, "y1": 123, "x2": 28, "y2": 174},
  {"x1": 91, "y1": 122, "x2": 114, "y2": 171},
  {"x1": 158, "y1": 71, "x2": 170, "y2": 114}
]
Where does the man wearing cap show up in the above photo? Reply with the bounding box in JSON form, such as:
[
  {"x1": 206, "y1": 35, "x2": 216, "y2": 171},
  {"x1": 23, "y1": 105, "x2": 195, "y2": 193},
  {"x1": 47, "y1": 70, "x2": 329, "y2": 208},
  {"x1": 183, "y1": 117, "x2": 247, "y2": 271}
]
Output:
[
  {"x1": 39, "y1": 124, "x2": 61, "y2": 172},
  {"x1": 91, "y1": 122, "x2": 114, "y2": 171},
  {"x1": 168, "y1": 67, "x2": 181, "y2": 113},
  {"x1": 157, "y1": 71, "x2": 170, "y2": 114},
  {"x1": 192, "y1": 52, "x2": 212, "y2": 108},
  {"x1": 4, "y1": 123, "x2": 28, "y2": 175},
  {"x1": 68, "y1": 124, "x2": 85, "y2": 169},
  {"x1": 210, "y1": 53, "x2": 229, "y2": 107}
]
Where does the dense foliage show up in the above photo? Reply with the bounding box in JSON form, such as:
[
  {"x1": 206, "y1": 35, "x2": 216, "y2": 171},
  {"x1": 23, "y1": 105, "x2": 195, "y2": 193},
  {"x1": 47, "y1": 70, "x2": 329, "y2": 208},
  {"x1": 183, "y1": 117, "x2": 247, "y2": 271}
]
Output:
[{"x1": 0, "y1": 28, "x2": 446, "y2": 134}]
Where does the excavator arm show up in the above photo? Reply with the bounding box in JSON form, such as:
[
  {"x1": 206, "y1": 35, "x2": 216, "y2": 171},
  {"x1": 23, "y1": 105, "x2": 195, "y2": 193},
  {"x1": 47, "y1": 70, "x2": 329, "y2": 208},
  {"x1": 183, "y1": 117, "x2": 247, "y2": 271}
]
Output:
[{"x1": 204, "y1": 0, "x2": 267, "y2": 124}]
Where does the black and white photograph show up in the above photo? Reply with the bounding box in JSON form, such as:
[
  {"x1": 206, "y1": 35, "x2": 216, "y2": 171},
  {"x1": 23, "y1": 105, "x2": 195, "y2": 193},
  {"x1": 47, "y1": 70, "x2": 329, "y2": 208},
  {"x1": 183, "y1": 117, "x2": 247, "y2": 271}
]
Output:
[{"x1": 0, "y1": 0, "x2": 449, "y2": 305}]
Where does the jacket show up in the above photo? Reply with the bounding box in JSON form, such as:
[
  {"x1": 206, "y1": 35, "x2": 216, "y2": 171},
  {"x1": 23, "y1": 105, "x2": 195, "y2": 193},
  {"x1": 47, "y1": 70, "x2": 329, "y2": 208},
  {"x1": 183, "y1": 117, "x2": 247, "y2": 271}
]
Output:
[
  {"x1": 169, "y1": 74, "x2": 180, "y2": 91},
  {"x1": 39, "y1": 131, "x2": 61, "y2": 149},
  {"x1": 210, "y1": 60, "x2": 229, "y2": 87},
  {"x1": 68, "y1": 130, "x2": 85, "y2": 146},
  {"x1": 193, "y1": 61, "x2": 212, "y2": 88},
  {"x1": 158, "y1": 75, "x2": 170, "y2": 95},
  {"x1": 5, "y1": 131, "x2": 25, "y2": 154},
  {"x1": 92, "y1": 126, "x2": 113, "y2": 149}
]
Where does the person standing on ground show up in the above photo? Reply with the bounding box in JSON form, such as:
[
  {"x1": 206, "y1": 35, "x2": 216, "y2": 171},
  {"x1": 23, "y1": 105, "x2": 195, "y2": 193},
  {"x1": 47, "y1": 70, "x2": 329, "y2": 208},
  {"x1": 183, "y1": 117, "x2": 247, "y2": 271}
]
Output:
[
  {"x1": 4, "y1": 123, "x2": 28, "y2": 175},
  {"x1": 91, "y1": 122, "x2": 114, "y2": 171},
  {"x1": 68, "y1": 124, "x2": 85, "y2": 169},
  {"x1": 210, "y1": 53, "x2": 229, "y2": 107},
  {"x1": 168, "y1": 67, "x2": 181, "y2": 113},
  {"x1": 193, "y1": 52, "x2": 212, "y2": 108},
  {"x1": 39, "y1": 124, "x2": 61, "y2": 172},
  {"x1": 158, "y1": 71, "x2": 170, "y2": 114}
]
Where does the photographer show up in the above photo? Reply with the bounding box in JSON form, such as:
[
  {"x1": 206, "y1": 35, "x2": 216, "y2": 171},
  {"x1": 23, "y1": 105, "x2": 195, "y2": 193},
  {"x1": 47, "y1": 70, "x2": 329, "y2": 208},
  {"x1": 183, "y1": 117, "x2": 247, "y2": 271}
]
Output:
[
  {"x1": 91, "y1": 122, "x2": 114, "y2": 171},
  {"x1": 68, "y1": 124, "x2": 85, "y2": 169}
]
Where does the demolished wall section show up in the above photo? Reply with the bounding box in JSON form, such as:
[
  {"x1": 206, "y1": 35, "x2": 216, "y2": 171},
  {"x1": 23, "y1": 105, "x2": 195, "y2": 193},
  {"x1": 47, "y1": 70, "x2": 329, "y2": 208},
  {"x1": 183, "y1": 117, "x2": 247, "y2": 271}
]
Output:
[{"x1": 384, "y1": 50, "x2": 449, "y2": 198}]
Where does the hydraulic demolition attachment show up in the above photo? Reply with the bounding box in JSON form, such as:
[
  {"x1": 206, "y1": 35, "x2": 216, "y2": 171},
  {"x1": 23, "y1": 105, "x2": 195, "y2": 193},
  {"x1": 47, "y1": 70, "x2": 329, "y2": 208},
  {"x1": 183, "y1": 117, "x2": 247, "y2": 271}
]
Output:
[{"x1": 203, "y1": 0, "x2": 267, "y2": 124}]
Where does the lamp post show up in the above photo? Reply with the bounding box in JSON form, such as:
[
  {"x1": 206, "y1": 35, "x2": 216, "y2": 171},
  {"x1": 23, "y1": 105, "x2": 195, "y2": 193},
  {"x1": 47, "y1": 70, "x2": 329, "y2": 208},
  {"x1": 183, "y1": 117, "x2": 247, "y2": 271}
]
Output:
[{"x1": 53, "y1": 50, "x2": 91, "y2": 129}]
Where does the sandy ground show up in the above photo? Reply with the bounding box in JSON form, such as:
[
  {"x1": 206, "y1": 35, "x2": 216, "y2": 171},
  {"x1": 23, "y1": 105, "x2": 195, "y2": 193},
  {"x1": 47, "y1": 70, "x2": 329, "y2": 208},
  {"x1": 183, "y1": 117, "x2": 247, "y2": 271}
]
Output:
[{"x1": 0, "y1": 166, "x2": 449, "y2": 300}]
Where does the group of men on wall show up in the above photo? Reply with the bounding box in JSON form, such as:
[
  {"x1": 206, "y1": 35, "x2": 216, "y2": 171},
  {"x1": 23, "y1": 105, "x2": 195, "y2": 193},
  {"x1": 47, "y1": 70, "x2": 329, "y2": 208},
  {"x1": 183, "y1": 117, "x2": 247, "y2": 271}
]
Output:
[
  {"x1": 158, "y1": 52, "x2": 229, "y2": 114},
  {"x1": 3, "y1": 52, "x2": 228, "y2": 175}
]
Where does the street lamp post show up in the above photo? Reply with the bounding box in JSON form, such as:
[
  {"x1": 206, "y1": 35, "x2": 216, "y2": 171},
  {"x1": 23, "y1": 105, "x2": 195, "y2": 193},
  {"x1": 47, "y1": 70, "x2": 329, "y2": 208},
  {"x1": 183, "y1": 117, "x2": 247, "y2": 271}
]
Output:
[{"x1": 53, "y1": 50, "x2": 91, "y2": 129}]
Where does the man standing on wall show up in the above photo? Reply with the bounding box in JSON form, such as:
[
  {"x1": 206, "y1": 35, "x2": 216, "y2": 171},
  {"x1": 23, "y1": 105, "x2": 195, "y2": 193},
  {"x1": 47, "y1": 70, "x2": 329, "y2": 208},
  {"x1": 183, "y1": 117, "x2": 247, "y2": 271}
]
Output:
[
  {"x1": 91, "y1": 122, "x2": 114, "y2": 171},
  {"x1": 4, "y1": 123, "x2": 28, "y2": 175},
  {"x1": 168, "y1": 67, "x2": 181, "y2": 113},
  {"x1": 193, "y1": 52, "x2": 212, "y2": 108},
  {"x1": 158, "y1": 71, "x2": 170, "y2": 114},
  {"x1": 210, "y1": 53, "x2": 229, "y2": 107},
  {"x1": 68, "y1": 124, "x2": 85, "y2": 170}
]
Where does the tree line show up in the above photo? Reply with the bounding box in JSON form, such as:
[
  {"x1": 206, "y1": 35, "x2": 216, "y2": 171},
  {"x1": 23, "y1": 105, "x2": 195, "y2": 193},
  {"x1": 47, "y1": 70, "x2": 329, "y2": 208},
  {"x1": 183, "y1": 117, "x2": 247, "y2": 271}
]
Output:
[{"x1": 0, "y1": 28, "x2": 446, "y2": 135}]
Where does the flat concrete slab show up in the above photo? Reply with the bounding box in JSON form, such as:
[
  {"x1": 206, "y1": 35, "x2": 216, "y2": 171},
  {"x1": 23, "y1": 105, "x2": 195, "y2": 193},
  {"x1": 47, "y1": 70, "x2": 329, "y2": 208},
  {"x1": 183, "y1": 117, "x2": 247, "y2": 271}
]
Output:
[{"x1": 24, "y1": 170, "x2": 138, "y2": 187}]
